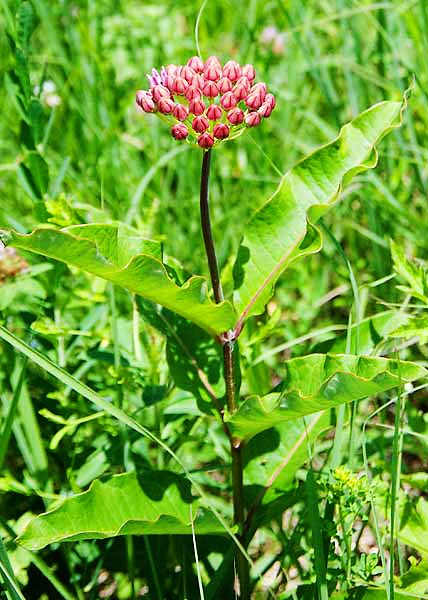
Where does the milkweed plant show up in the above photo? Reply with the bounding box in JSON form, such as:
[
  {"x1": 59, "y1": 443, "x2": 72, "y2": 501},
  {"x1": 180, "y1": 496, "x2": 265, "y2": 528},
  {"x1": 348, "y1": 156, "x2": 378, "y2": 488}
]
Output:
[{"x1": 0, "y1": 50, "x2": 424, "y2": 600}]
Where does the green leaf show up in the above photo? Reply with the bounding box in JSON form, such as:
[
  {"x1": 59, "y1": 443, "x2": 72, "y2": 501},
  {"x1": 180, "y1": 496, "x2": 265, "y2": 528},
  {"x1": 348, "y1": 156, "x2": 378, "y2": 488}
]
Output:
[
  {"x1": 400, "y1": 561, "x2": 428, "y2": 595},
  {"x1": 400, "y1": 497, "x2": 428, "y2": 556},
  {"x1": 27, "y1": 99, "x2": 45, "y2": 146},
  {"x1": 0, "y1": 278, "x2": 46, "y2": 311},
  {"x1": 16, "y1": 2, "x2": 36, "y2": 52},
  {"x1": 15, "y1": 47, "x2": 31, "y2": 103},
  {"x1": 2, "y1": 224, "x2": 236, "y2": 336},
  {"x1": 226, "y1": 354, "x2": 426, "y2": 441},
  {"x1": 389, "y1": 315, "x2": 428, "y2": 342},
  {"x1": 18, "y1": 471, "x2": 226, "y2": 551},
  {"x1": 18, "y1": 152, "x2": 49, "y2": 199},
  {"x1": 233, "y1": 98, "x2": 406, "y2": 326},
  {"x1": 244, "y1": 412, "x2": 329, "y2": 504},
  {"x1": 359, "y1": 590, "x2": 414, "y2": 599},
  {"x1": 324, "y1": 311, "x2": 411, "y2": 354},
  {"x1": 391, "y1": 240, "x2": 428, "y2": 303},
  {"x1": 138, "y1": 299, "x2": 222, "y2": 411},
  {"x1": 402, "y1": 472, "x2": 428, "y2": 491}
]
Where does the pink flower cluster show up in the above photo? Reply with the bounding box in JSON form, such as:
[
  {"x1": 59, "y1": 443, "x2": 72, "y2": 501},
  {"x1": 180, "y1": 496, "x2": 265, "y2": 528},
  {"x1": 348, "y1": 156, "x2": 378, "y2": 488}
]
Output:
[{"x1": 136, "y1": 56, "x2": 276, "y2": 148}]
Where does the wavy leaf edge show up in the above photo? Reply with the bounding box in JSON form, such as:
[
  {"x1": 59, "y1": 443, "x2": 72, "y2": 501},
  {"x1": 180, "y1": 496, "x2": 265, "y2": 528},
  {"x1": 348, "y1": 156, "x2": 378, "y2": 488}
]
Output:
[
  {"x1": 233, "y1": 92, "x2": 410, "y2": 328},
  {"x1": 226, "y1": 352, "x2": 426, "y2": 439},
  {"x1": 17, "y1": 471, "x2": 219, "y2": 550},
  {"x1": 2, "y1": 225, "x2": 237, "y2": 336}
]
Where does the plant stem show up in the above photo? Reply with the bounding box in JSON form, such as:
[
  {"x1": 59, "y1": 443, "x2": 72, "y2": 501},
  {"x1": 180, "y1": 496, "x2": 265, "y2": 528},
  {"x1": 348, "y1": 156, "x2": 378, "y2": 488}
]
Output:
[
  {"x1": 199, "y1": 150, "x2": 224, "y2": 304},
  {"x1": 199, "y1": 149, "x2": 250, "y2": 599}
]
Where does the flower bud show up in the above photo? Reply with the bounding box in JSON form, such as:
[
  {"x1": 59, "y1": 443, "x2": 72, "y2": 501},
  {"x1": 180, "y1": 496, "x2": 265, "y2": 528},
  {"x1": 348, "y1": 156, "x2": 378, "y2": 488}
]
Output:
[
  {"x1": 158, "y1": 97, "x2": 175, "y2": 113},
  {"x1": 233, "y1": 77, "x2": 250, "y2": 100},
  {"x1": 236, "y1": 76, "x2": 251, "y2": 90},
  {"x1": 185, "y1": 86, "x2": 201, "y2": 101},
  {"x1": 222, "y1": 60, "x2": 242, "y2": 82},
  {"x1": 245, "y1": 90, "x2": 264, "y2": 110},
  {"x1": 192, "y1": 115, "x2": 210, "y2": 133},
  {"x1": 205, "y1": 55, "x2": 221, "y2": 68},
  {"x1": 220, "y1": 91, "x2": 237, "y2": 110},
  {"x1": 166, "y1": 74, "x2": 176, "y2": 91},
  {"x1": 217, "y1": 77, "x2": 233, "y2": 94},
  {"x1": 227, "y1": 107, "x2": 244, "y2": 125},
  {"x1": 203, "y1": 62, "x2": 222, "y2": 81},
  {"x1": 202, "y1": 80, "x2": 219, "y2": 98},
  {"x1": 152, "y1": 84, "x2": 170, "y2": 102},
  {"x1": 245, "y1": 111, "x2": 261, "y2": 127},
  {"x1": 171, "y1": 77, "x2": 189, "y2": 95},
  {"x1": 173, "y1": 103, "x2": 189, "y2": 121},
  {"x1": 160, "y1": 67, "x2": 168, "y2": 86},
  {"x1": 258, "y1": 102, "x2": 273, "y2": 118},
  {"x1": 181, "y1": 65, "x2": 196, "y2": 83},
  {"x1": 147, "y1": 68, "x2": 162, "y2": 87},
  {"x1": 189, "y1": 97, "x2": 206, "y2": 115},
  {"x1": 242, "y1": 64, "x2": 256, "y2": 82},
  {"x1": 190, "y1": 73, "x2": 204, "y2": 88},
  {"x1": 206, "y1": 104, "x2": 222, "y2": 120},
  {"x1": 198, "y1": 132, "x2": 214, "y2": 148},
  {"x1": 265, "y1": 92, "x2": 276, "y2": 108},
  {"x1": 213, "y1": 123, "x2": 230, "y2": 139},
  {"x1": 171, "y1": 123, "x2": 189, "y2": 140},
  {"x1": 187, "y1": 55, "x2": 204, "y2": 73},
  {"x1": 250, "y1": 82, "x2": 267, "y2": 99},
  {"x1": 136, "y1": 90, "x2": 155, "y2": 112}
]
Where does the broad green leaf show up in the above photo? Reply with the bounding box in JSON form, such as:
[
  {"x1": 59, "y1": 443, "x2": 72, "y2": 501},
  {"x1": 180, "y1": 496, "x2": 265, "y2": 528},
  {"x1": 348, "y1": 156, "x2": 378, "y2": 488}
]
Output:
[
  {"x1": 1, "y1": 224, "x2": 236, "y2": 336},
  {"x1": 244, "y1": 411, "x2": 329, "y2": 504},
  {"x1": 233, "y1": 99, "x2": 406, "y2": 326},
  {"x1": 400, "y1": 497, "x2": 428, "y2": 556},
  {"x1": 226, "y1": 354, "x2": 426, "y2": 441},
  {"x1": 138, "y1": 299, "x2": 223, "y2": 411},
  {"x1": 18, "y1": 471, "x2": 227, "y2": 551}
]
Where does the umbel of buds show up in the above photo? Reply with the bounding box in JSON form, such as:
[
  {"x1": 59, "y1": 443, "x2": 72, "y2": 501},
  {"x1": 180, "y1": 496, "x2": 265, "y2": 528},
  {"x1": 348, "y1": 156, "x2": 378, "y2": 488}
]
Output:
[{"x1": 136, "y1": 56, "x2": 276, "y2": 149}]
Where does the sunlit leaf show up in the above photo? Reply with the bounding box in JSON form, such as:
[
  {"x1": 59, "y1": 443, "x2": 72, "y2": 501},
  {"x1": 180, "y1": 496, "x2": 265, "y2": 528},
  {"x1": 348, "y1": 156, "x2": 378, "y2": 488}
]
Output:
[
  {"x1": 400, "y1": 497, "x2": 428, "y2": 556},
  {"x1": 359, "y1": 590, "x2": 414, "y2": 599},
  {"x1": 227, "y1": 354, "x2": 426, "y2": 441},
  {"x1": 1, "y1": 223, "x2": 236, "y2": 336},
  {"x1": 389, "y1": 315, "x2": 428, "y2": 343},
  {"x1": 18, "y1": 471, "x2": 227, "y2": 551},
  {"x1": 323, "y1": 311, "x2": 411, "y2": 354},
  {"x1": 391, "y1": 239, "x2": 428, "y2": 303},
  {"x1": 233, "y1": 98, "x2": 406, "y2": 326},
  {"x1": 400, "y1": 561, "x2": 428, "y2": 595}
]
